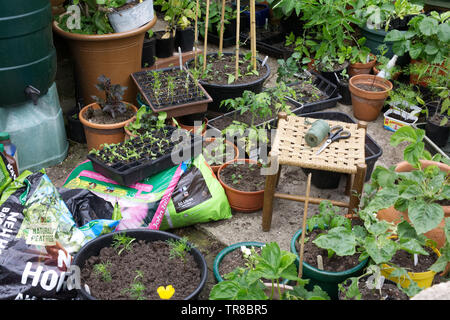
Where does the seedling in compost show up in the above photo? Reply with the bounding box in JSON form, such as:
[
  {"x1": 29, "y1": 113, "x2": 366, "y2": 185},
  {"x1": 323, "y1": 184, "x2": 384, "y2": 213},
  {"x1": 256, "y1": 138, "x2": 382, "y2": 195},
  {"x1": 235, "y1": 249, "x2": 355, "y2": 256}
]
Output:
[
  {"x1": 166, "y1": 236, "x2": 195, "y2": 263},
  {"x1": 93, "y1": 262, "x2": 112, "y2": 282},
  {"x1": 112, "y1": 233, "x2": 136, "y2": 255}
]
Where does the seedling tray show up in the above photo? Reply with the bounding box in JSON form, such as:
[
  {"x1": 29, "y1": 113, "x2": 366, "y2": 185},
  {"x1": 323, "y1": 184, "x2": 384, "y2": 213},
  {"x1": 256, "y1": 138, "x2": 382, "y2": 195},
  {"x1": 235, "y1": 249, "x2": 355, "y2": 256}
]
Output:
[
  {"x1": 87, "y1": 126, "x2": 202, "y2": 186},
  {"x1": 131, "y1": 66, "x2": 212, "y2": 118},
  {"x1": 240, "y1": 32, "x2": 293, "y2": 60},
  {"x1": 287, "y1": 72, "x2": 341, "y2": 114}
]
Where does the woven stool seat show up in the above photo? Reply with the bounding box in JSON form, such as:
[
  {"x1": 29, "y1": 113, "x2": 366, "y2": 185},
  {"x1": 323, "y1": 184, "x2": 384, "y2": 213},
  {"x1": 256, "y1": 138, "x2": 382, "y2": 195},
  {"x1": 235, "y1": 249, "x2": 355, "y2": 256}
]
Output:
[
  {"x1": 271, "y1": 116, "x2": 366, "y2": 174},
  {"x1": 262, "y1": 113, "x2": 368, "y2": 232}
]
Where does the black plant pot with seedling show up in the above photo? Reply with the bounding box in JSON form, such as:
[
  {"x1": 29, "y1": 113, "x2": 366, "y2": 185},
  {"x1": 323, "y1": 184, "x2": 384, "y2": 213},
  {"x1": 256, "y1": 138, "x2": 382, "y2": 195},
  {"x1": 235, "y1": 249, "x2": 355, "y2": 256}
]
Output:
[
  {"x1": 424, "y1": 101, "x2": 450, "y2": 148},
  {"x1": 320, "y1": 62, "x2": 349, "y2": 86},
  {"x1": 155, "y1": 30, "x2": 175, "y2": 58},
  {"x1": 67, "y1": 106, "x2": 86, "y2": 143},
  {"x1": 175, "y1": 27, "x2": 195, "y2": 53},
  {"x1": 337, "y1": 79, "x2": 352, "y2": 105},
  {"x1": 142, "y1": 32, "x2": 156, "y2": 68}
]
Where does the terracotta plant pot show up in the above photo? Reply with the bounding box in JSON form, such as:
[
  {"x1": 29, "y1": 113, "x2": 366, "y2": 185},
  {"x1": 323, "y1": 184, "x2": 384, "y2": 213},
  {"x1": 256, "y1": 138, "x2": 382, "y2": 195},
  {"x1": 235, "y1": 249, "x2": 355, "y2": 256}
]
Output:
[
  {"x1": 409, "y1": 59, "x2": 448, "y2": 87},
  {"x1": 174, "y1": 117, "x2": 208, "y2": 136},
  {"x1": 377, "y1": 160, "x2": 450, "y2": 249},
  {"x1": 52, "y1": 17, "x2": 157, "y2": 105},
  {"x1": 79, "y1": 102, "x2": 138, "y2": 151},
  {"x1": 217, "y1": 159, "x2": 265, "y2": 213},
  {"x1": 349, "y1": 74, "x2": 393, "y2": 121},
  {"x1": 348, "y1": 54, "x2": 377, "y2": 76},
  {"x1": 204, "y1": 138, "x2": 239, "y2": 174}
]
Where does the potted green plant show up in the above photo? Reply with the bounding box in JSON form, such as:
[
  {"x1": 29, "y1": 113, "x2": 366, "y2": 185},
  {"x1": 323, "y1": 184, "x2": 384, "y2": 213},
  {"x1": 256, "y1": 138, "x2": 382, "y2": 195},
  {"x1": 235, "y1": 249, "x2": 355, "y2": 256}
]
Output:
[
  {"x1": 290, "y1": 201, "x2": 369, "y2": 300},
  {"x1": 79, "y1": 75, "x2": 138, "y2": 151},
  {"x1": 53, "y1": 0, "x2": 157, "y2": 104},
  {"x1": 348, "y1": 38, "x2": 377, "y2": 77},
  {"x1": 142, "y1": 30, "x2": 157, "y2": 68},
  {"x1": 203, "y1": 137, "x2": 239, "y2": 173},
  {"x1": 372, "y1": 44, "x2": 402, "y2": 80},
  {"x1": 73, "y1": 229, "x2": 208, "y2": 300},
  {"x1": 209, "y1": 241, "x2": 330, "y2": 300},
  {"x1": 367, "y1": 126, "x2": 450, "y2": 250},
  {"x1": 124, "y1": 106, "x2": 168, "y2": 139},
  {"x1": 107, "y1": 0, "x2": 155, "y2": 33},
  {"x1": 384, "y1": 11, "x2": 449, "y2": 86},
  {"x1": 383, "y1": 82, "x2": 423, "y2": 132}
]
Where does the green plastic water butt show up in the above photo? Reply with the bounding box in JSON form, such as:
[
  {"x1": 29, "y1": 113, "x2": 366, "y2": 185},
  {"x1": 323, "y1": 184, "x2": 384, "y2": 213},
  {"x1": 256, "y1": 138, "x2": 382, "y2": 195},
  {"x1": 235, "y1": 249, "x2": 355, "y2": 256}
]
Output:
[
  {"x1": 0, "y1": 83, "x2": 68, "y2": 173},
  {"x1": 0, "y1": 0, "x2": 57, "y2": 106}
]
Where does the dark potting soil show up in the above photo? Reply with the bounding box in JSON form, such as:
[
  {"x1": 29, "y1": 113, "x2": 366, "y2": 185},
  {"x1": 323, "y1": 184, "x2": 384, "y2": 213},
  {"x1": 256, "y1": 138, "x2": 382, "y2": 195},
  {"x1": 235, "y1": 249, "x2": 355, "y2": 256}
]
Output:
[
  {"x1": 219, "y1": 162, "x2": 266, "y2": 192},
  {"x1": 355, "y1": 83, "x2": 385, "y2": 92},
  {"x1": 116, "y1": 0, "x2": 140, "y2": 11},
  {"x1": 197, "y1": 54, "x2": 267, "y2": 85},
  {"x1": 290, "y1": 80, "x2": 329, "y2": 105},
  {"x1": 339, "y1": 278, "x2": 409, "y2": 300},
  {"x1": 84, "y1": 104, "x2": 135, "y2": 125},
  {"x1": 388, "y1": 112, "x2": 416, "y2": 124},
  {"x1": 203, "y1": 139, "x2": 237, "y2": 167},
  {"x1": 219, "y1": 246, "x2": 262, "y2": 278},
  {"x1": 295, "y1": 228, "x2": 362, "y2": 272},
  {"x1": 389, "y1": 246, "x2": 437, "y2": 273},
  {"x1": 80, "y1": 240, "x2": 201, "y2": 300},
  {"x1": 133, "y1": 68, "x2": 208, "y2": 109}
]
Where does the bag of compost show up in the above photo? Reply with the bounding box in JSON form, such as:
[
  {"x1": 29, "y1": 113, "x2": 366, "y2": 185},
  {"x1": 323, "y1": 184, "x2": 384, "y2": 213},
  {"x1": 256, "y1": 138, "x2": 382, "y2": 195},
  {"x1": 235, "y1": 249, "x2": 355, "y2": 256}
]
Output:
[
  {"x1": 0, "y1": 151, "x2": 15, "y2": 195},
  {"x1": 63, "y1": 154, "x2": 232, "y2": 231},
  {"x1": 0, "y1": 171, "x2": 120, "y2": 299}
]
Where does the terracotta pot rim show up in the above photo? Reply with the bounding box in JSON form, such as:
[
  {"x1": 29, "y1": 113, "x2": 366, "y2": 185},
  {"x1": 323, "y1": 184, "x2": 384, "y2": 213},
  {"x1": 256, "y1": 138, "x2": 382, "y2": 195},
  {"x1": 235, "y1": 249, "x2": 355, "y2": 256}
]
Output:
[
  {"x1": 217, "y1": 158, "x2": 265, "y2": 195},
  {"x1": 52, "y1": 16, "x2": 157, "y2": 41},
  {"x1": 349, "y1": 74, "x2": 393, "y2": 98},
  {"x1": 79, "y1": 102, "x2": 137, "y2": 130},
  {"x1": 204, "y1": 138, "x2": 239, "y2": 170}
]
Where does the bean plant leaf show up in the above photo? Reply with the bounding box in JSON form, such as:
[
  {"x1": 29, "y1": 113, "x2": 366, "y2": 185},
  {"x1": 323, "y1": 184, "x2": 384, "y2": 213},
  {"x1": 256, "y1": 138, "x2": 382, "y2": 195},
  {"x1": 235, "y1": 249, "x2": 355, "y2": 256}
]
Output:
[
  {"x1": 418, "y1": 17, "x2": 438, "y2": 36},
  {"x1": 312, "y1": 227, "x2": 356, "y2": 257},
  {"x1": 255, "y1": 242, "x2": 299, "y2": 281},
  {"x1": 407, "y1": 200, "x2": 444, "y2": 235},
  {"x1": 437, "y1": 23, "x2": 450, "y2": 43},
  {"x1": 364, "y1": 236, "x2": 397, "y2": 264}
]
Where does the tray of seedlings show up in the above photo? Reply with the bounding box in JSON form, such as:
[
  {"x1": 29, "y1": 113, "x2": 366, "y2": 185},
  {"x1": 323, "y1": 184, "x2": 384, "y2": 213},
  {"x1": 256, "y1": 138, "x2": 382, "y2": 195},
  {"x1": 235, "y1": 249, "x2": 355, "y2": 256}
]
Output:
[
  {"x1": 286, "y1": 71, "x2": 342, "y2": 114},
  {"x1": 87, "y1": 126, "x2": 202, "y2": 186},
  {"x1": 131, "y1": 66, "x2": 213, "y2": 119}
]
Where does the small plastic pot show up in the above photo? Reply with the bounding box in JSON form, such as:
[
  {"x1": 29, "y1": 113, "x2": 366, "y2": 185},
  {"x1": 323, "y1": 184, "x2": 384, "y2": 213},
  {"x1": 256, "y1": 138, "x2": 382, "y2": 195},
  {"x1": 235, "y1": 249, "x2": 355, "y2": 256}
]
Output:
[
  {"x1": 67, "y1": 107, "x2": 86, "y2": 143},
  {"x1": 142, "y1": 33, "x2": 156, "y2": 68},
  {"x1": 425, "y1": 118, "x2": 449, "y2": 148},
  {"x1": 175, "y1": 27, "x2": 195, "y2": 52},
  {"x1": 155, "y1": 30, "x2": 175, "y2": 58}
]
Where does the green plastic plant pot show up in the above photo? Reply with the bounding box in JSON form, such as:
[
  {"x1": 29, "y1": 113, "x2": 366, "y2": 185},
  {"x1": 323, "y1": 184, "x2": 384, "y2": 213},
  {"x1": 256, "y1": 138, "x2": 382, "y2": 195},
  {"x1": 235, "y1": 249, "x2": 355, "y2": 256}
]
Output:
[
  {"x1": 290, "y1": 228, "x2": 368, "y2": 300},
  {"x1": 213, "y1": 242, "x2": 291, "y2": 284}
]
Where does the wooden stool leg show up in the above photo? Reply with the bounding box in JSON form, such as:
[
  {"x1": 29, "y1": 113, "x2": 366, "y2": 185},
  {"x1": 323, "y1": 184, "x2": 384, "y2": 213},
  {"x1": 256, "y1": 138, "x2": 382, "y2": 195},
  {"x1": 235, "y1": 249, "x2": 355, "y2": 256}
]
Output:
[
  {"x1": 262, "y1": 170, "x2": 279, "y2": 232},
  {"x1": 348, "y1": 163, "x2": 367, "y2": 217},
  {"x1": 345, "y1": 173, "x2": 352, "y2": 196},
  {"x1": 275, "y1": 165, "x2": 283, "y2": 187}
]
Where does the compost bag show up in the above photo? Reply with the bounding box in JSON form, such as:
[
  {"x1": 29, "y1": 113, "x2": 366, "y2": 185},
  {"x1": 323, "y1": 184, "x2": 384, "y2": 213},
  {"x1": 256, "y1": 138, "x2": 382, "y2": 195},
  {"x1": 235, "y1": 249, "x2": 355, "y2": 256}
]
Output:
[
  {"x1": 63, "y1": 154, "x2": 232, "y2": 230},
  {"x1": 0, "y1": 171, "x2": 119, "y2": 300}
]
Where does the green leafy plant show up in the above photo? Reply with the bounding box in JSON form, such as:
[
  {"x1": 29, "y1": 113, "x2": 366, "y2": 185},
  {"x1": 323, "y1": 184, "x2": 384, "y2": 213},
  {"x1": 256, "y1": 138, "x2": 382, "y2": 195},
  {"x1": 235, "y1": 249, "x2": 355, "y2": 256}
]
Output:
[
  {"x1": 374, "y1": 44, "x2": 402, "y2": 80},
  {"x1": 209, "y1": 242, "x2": 330, "y2": 300},
  {"x1": 197, "y1": 0, "x2": 237, "y2": 37},
  {"x1": 125, "y1": 106, "x2": 167, "y2": 136},
  {"x1": 112, "y1": 233, "x2": 136, "y2": 255},
  {"x1": 385, "y1": 11, "x2": 450, "y2": 64},
  {"x1": 122, "y1": 270, "x2": 147, "y2": 300},
  {"x1": 266, "y1": 0, "x2": 302, "y2": 20},
  {"x1": 154, "y1": 0, "x2": 197, "y2": 34},
  {"x1": 166, "y1": 236, "x2": 195, "y2": 263},
  {"x1": 91, "y1": 75, "x2": 128, "y2": 119},
  {"x1": 385, "y1": 81, "x2": 424, "y2": 117},
  {"x1": 93, "y1": 261, "x2": 113, "y2": 282}
]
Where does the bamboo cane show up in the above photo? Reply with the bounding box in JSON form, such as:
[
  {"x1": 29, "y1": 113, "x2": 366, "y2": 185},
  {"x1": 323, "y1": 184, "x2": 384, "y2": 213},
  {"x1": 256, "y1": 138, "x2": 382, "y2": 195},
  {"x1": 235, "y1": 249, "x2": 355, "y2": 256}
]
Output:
[
  {"x1": 203, "y1": 0, "x2": 211, "y2": 72},
  {"x1": 250, "y1": 0, "x2": 257, "y2": 71},
  {"x1": 194, "y1": 0, "x2": 200, "y2": 69},
  {"x1": 218, "y1": 0, "x2": 226, "y2": 55},
  {"x1": 235, "y1": 0, "x2": 240, "y2": 80},
  {"x1": 297, "y1": 173, "x2": 312, "y2": 281}
]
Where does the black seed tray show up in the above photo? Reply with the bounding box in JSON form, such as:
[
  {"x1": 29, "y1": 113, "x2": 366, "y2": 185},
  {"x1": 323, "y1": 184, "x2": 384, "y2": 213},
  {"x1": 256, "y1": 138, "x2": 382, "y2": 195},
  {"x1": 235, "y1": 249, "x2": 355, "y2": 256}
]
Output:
[
  {"x1": 87, "y1": 126, "x2": 203, "y2": 186},
  {"x1": 287, "y1": 72, "x2": 342, "y2": 115}
]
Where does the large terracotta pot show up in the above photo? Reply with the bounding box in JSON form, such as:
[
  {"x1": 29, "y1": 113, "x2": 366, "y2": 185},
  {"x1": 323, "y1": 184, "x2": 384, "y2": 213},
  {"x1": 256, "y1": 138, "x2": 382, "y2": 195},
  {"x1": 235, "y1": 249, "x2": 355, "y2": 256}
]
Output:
[
  {"x1": 52, "y1": 17, "x2": 157, "y2": 105},
  {"x1": 348, "y1": 54, "x2": 377, "y2": 77},
  {"x1": 377, "y1": 160, "x2": 450, "y2": 249},
  {"x1": 217, "y1": 159, "x2": 265, "y2": 213},
  {"x1": 349, "y1": 74, "x2": 393, "y2": 121},
  {"x1": 79, "y1": 102, "x2": 138, "y2": 151},
  {"x1": 409, "y1": 59, "x2": 448, "y2": 87}
]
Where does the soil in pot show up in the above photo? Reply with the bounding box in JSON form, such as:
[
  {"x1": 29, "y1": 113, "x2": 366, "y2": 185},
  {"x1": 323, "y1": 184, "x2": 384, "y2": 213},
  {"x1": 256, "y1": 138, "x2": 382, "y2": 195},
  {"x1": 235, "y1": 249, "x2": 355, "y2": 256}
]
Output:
[
  {"x1": 218, "y1": 246, "x2": 263, "y2": 278},
  {"x1": 193, "y1": 54, "x2": 266, "y2": 86},
  {"x1": 219, "y1": 161, "x2": 265, "y2": 192},
  {"x1": 389, "y1": 246, "x2": 437, "y2": 273},
  {"x1": 388, "y1": 112, "x2": 416, "y2": 124},
  {"x1": 80, "y1": 239, "x2": 201, "y2": 300},
  {"x1": 83, "y1": 104, "x2": 136, "y2": 125},
  {"x1": 289, "y1": 80, "x2": 329, "y2": 105},
  {"x1": 295, "y1": 228, "x2": 362, "y2": 272},
  {"x1": 338, "y1": 277, "x2": 409, "y2": 300},
  {"x1": 354, "y1": 83, "x2": 385, "y2": 92}
]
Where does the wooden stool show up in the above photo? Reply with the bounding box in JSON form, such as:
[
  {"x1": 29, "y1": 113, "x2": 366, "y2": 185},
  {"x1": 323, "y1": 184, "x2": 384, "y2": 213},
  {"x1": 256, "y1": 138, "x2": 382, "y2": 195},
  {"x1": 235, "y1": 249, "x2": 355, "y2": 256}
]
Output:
[{"x1": 262, "y1": 112, "x2": 367, "y2": 231}]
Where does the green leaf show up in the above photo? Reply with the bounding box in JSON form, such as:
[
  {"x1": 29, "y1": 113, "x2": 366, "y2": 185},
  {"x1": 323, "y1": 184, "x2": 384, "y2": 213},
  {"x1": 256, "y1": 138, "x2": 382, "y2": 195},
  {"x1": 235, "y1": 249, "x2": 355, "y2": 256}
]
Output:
[
  {"x1": 404, "y1": 141, "x2": 424, "y2": 167},
  {"x1": 385, "y1": 29, "x2": 404, "y2": 42},
  {"x1": 409, "y1": 43, "x2": 424, "y2": 60},
  {"x1": 390, "y1": 126, "x2": 418, "y2": 146},
  {"x1": 364, "y1": 236, "x2": 397, "y2": 264},
  {"x1": 312, "y1": 227, "x2": 356, "y2": 257},
  {"x1": 419, "y1": 17, "x2": 438, "y2": 36},
  {"x1": 407, "y1": 200, "x2": 444, "y2": 234},
  {"x1": 437, "y1": 23, "x2": 450, "y2": 43}
]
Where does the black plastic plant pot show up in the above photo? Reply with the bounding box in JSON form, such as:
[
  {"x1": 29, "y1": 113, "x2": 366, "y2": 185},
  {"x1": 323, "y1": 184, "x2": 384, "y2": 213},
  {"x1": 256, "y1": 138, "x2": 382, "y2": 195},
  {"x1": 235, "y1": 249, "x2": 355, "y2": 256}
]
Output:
[
  {"x1": 337, "y1": 80, "x2": 352, "y2": 105},
  {"x1": 425, "y1": 120, "x2": 450, "y2": 148},
  {"x1": 87, "y1": 126, "x2": 203, "y2": 186},
  {"x1": 185, "y1": 52, "x2": 271, "y2": 112},
  {"x1": 175, "y1": 27, "x2": 195, "y2": 53},
  {"x1": 67, "y1": 107, "x2": 86, "y2": 143},
  {"x1": 319, "y1": 61, "x2": 349, "y2": 86},
  {"x1": 302, "y1": 168, "x2": 341, "y2": 189},
  {"x1": 142, "y1": 34, "x2": 156, "y2": 68},
  {"x1": 73, "y1": 229, "x2": 208, "y2": 300},
  {"x1": 290, "y1": 227, "x2": 368, "y2": 300},
  {"x1": 155, "y1": 31, "x2": 175, "y2": 58}
]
